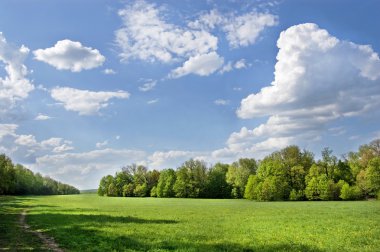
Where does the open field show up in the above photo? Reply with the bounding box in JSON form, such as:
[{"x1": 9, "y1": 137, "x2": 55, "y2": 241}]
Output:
[{"x1": 1, "y1": 195, "x2": 380, "y2": 251}]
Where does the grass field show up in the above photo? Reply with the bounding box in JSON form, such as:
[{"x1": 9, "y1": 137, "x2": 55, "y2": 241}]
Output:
[{"x1": 1, "y1": 195, "x2": 380, "y2": 251}]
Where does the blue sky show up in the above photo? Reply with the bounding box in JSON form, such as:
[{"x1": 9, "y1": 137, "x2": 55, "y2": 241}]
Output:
[{"x1": 1, "y1": 0, "x2": 380, "y2": 189}]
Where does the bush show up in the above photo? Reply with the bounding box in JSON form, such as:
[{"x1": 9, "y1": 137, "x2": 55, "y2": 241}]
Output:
[{"x1": 289, "y1": 189, "x2": 304, "y2": 201}]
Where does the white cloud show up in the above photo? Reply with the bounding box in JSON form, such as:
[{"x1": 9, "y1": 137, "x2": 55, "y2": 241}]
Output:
[
  {"x1": 33, "y1": 148, "x2": 147, "y2": 189},
  {"x1": 96, "y1": 140, "x2": 108, "y2": 148},
  {"x1": 52, "y1": 144, "x2": 74, "y2": 153},
  {"x1": 214, "y1": 99, "x2": 229, "y2": 105},
  {"x1": 0, "y1": 33, "x2": 34, "y2": 113},
  {"x1": 115, "y1": 135, "x2": 120, "y2": 140},
  {"x1": 219, "y1": 61, "x2": 233, "y2": 74},
  {"x1": 51, "y1": 87, "x2": 130, "y2": 115},
  {"x1": 115, "y1": 1, "x2": 218, "y2": 63},
  {"x1": 33, "y1": 39, "x2": 105, "y2": 72},
  {"x1": 34, "y1": 113, "x2": 52, "y2": 120},
  {"x1": 148, "y1": 150, "x2": 201, "y2": 169},
  {"x1": 147, "y1": 98, "x2": 159, "y2": 104},
  {"x1": 103, "y1": 68, "x2": 116, "y2": 75},
  {"x1": 169, "y1": 52, "x2": 224, "y2": 78},
  {"x1": 139, "y1": 80, "x2": 157, "y2": 92},
  {"x1": 223, "y1": 12, "x2": 278, "y2": 48},
  {"x1": 234, "y1": 59, "x2": 247, "y2": 69},
  {"x1": 231, "y1": 23, "x2": 380, "y2": 154},
  {"x1": 219, "y1": 58, "x2": 247, "y2": 74},
  {"x1": 0, "y1": 124, "x2": 18, "y2": 140},
  {"x1": 15, "y1": 134, "x2": 37, "y2": 147},
  {"x1": 0, "y1": 124, "x2": 74, "y2": 162},
  {"x1": 189, "y1": 9, "x2": 278, "y2": 48}
]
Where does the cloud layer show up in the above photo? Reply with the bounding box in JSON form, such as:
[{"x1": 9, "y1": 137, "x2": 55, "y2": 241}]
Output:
[
  {"x1": 0, "y1": 123, "x2": 74, "y2": 163},
  {"x1": 115, "y1": 1, "x2": 217, "y2": 63},
  {"x1": 188, "y1": 9, "x2": 278, "y2": 48},
  {"x1": 0, "y1": 33, "x2": 34, "y2": 114},
  {"x1": 33, "y1": 40, "x2": 105, "y2": 72},
  {"x1": 51, "y1": 87, "x2": 130, "y2": 115}
]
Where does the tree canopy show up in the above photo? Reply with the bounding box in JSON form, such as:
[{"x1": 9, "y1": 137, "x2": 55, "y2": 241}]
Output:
[
  {"x1": 98, "y1": 139, "x2": 380, "y2": 201},
  {"x1": 0, "y1": 154, "x2": 80, "y2": 195}
]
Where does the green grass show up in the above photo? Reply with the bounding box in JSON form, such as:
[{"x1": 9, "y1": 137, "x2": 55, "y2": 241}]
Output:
[
  {"x1": 1, "y1": 195, "x2": 380, "y2": 251},
  {"x1": 0, "y1": 196, "x2": 47, "y2": 251}
]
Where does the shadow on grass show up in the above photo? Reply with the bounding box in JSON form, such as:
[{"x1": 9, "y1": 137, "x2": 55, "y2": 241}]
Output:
[
  {"x1": 1, "y1": 197, "x2": 325, "y2": 251},
  {"x1": 0, "y1": 197, "x2": 48, "y2": 251},
  {"x1": 28, "y1": 212, "x2": 178, "y2": 226},
  {"x1": 39, "y1": 226, "x2": 325, "y2": 252},
  {"x1": 27, "y1": 213, "x2": 325, "y2": 252}
]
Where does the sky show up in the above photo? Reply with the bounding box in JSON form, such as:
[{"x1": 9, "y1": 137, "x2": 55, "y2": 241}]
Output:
[{"x1": 1, "y1": 0, "x2": 380, "y2": 189}]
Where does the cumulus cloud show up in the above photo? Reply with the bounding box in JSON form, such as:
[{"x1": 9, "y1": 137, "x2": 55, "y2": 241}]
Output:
[
  {"x1": 33, "y1": 39, "x2": 105, "y2": 72},
  {"x1": 189, "y1": 9, "x2": 278, "y2": 48},
  {"x1": 50, "y1": 87, "x2": 130, "y2": 115},
  {"x1": 34, "y1": 113, "x2": 52, "y2": 120},
  {"x1": 229, "y1": 23, "x2": 380, "y2": 155},
  {"x1": 0, "y1": 33, "x2": 34, "y2": 113},
  {"x1": 115, "y1": 1, "x2": 217, "y2": 63},
  {"x1": 169, "y1": 52, "x2": 224, "y2": 78},
  {"x1": 222, "y1": 12, "x2": 278, "y2": 48}
]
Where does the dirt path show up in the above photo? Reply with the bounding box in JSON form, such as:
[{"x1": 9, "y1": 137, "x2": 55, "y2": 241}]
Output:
[{"x1": 19, "y1": 210, "x2": 64, "y2": 252}]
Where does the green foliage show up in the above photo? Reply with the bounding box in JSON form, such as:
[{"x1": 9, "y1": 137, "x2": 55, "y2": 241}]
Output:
[
  {"x1": 244, "y1": 175, "x2": 259, "y2": 200},
  {"x1": 122, "y1": 183, "x2": 135, "y2": 197},
  {"x1": 289, "y1": 189, "x2": 304, "y2": 201},
  {"x1": 156, "y1": 169, "x2": 176, "y2": 197},
  {"x1": 204, "y1": 163, "x2": 231, "y2": 198},
  {"x1": 98, "y1": 138, "x2": 380, "y2": 201},
  {"x1": 226, "y1": 158, "x2": 257, "y2": 198},
  {"x1": 173, "y1": 159, "x2": 208, "y2": 198},
  {"x1": 150, "y1": 186, "x2": 157, "y2": 197},
  {"x1": 339, "y1": 182, "x2": 362, "y2": 200},
  {"x1": 134, "y1": 183, "x2": 148, "y2": 197},
  {"x1": 0, "y1": 154, "x2": 79, "y2": 196},
  {"x1": 366, "y1": 157, "x2": 380, "y2": 196}
]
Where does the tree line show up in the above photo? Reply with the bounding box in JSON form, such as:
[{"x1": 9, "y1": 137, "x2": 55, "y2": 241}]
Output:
[
  {"x1": 0, "y1": 154, "x2": 80, "y2": 195},
  {"x1": 98, "y1": 139, "x2": 380, "y2": 201}
]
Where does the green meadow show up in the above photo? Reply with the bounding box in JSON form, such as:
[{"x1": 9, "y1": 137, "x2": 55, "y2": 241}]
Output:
[{"x1": 1, "y1": 194, "x2": 380, "y2": 251}]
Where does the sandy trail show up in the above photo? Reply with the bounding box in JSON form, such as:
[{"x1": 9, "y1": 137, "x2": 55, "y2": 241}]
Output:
[{"x1": 19, "y1": 210, "x2": 64, "y2": 252}]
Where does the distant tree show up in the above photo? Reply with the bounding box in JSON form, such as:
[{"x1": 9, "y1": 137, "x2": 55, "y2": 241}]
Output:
[
  {"x1": 365, "y1": 157, "x2": 380, "y2": 196},
  {"x1": 150, "y1": 186, "x2": 157, "y2": 197},
  {"x1": 226, "y1": 158, "x2": 257, "y2": 198},
  {"x1": 173, "y1": 159, "x2": 208, "y2": 198},
  {"x1": 156, "y1": 169, "x2": 176, "y2": 198},
  {"x1": 146, "y1": 170, "x2": 160, "y2": 193},
  {"x1": 244, "y1": 175, "x2": 260, "y2": 200},
  {"x1": 205, "y1": 163, "x2": 231, "y2": 198},
  {"x1": 123, "y1": 183, "x2": 135, "y2": 197},
  {"x1": 98, "y1": 175, "x2": 114, "y2": 196},
  {"x1": 134, "y1": 183, "x2": 148, "y2": 197},
  {"x1": 114, "y1": 171, "x2": 133, "y2": 196},
  {"x1": 0, "y1": 154, "x2": 15, "y2": 194}
]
